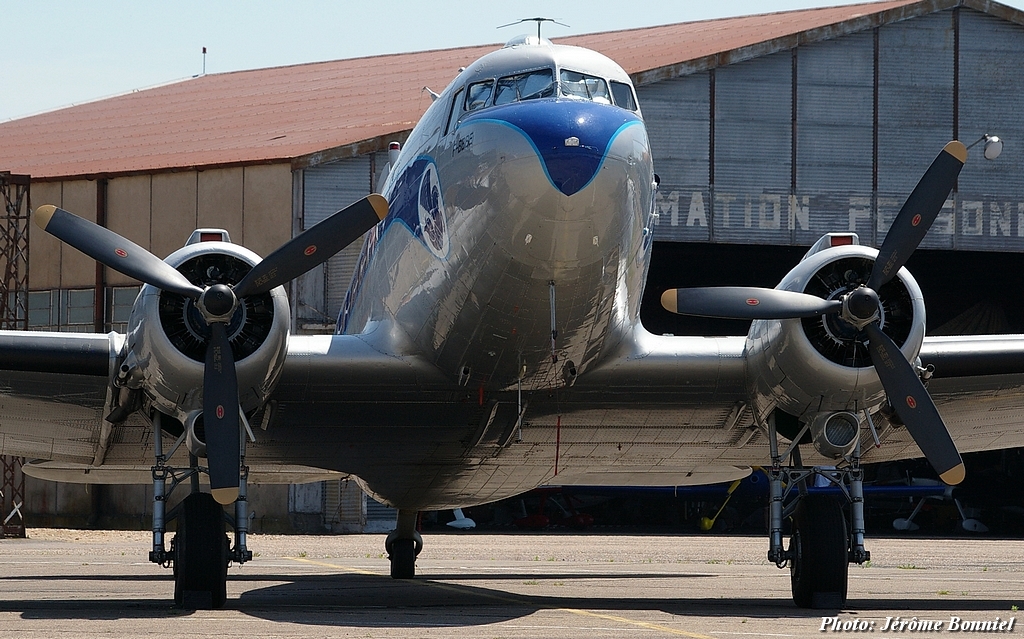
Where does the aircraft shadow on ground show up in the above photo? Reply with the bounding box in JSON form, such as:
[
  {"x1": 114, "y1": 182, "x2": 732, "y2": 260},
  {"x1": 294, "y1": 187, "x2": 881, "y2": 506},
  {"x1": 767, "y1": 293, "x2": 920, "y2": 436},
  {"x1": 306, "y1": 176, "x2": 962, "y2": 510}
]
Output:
[
  {"x1": 0, "y1": 570, "x2": 1017, "y2": 626},
  {"x1": 235, "y1": 571, "x2": 1020, "y2": 629}
]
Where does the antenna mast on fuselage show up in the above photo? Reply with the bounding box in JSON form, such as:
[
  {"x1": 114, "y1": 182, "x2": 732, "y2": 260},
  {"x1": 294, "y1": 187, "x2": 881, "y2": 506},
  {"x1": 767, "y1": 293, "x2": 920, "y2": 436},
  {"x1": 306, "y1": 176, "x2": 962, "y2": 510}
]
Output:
[{"x1": 497, "y1": 17, "x2": 570, "y2": 40}]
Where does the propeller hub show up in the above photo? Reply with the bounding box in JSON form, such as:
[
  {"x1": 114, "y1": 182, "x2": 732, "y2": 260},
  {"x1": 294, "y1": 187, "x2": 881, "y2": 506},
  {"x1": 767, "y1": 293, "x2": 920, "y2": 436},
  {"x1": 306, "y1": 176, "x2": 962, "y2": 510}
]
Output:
[
  {"x1": 841, "y1": 286, "x2": 880, "y2": 329},
  {"x1": 199, "y1": 283, "x2": 237, "y2": 321}
]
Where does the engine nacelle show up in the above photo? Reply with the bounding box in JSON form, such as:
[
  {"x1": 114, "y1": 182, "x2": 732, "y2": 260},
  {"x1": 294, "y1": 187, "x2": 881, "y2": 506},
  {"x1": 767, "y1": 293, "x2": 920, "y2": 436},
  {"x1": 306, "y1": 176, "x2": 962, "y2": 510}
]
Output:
[
  {"x1": 745, "y1": 243, "x2": 926, "y2": 426},
  {"x1": 123, "y1": 240, "x2": 291, "y2": 424}
]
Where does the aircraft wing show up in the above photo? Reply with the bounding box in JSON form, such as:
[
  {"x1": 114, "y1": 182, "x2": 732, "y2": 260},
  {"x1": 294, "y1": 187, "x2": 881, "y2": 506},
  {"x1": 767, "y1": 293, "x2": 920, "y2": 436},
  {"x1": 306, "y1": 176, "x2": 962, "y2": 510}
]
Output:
[
  {"x1": 0, "y1": 331, "x2": 118, "y2": 464},
  {"x1": 889, "y1": 334, "x2": 1024, "y2": 459},
  {"x1": 516, "y1": 331, "x2": 1024, "y2": 486},
  {"x1": 3, "y1": 328, "x2": 1024, "y2": 478},
  {"x1": 0, "y1": 328, "x2": 444, "y2": 476}
]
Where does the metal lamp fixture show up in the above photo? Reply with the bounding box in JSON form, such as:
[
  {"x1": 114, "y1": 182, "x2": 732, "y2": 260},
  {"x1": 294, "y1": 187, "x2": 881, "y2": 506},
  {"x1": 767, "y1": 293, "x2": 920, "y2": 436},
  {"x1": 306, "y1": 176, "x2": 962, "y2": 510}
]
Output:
[{"x1": 966, "y1": 133, "x2": 1003, "y2": 160}]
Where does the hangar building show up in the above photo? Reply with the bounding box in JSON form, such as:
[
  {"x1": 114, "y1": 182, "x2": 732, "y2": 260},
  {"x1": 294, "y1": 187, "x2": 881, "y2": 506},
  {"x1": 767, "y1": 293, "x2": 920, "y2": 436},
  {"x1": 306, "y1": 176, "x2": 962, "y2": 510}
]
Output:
[{"x1": 1, "y1": 0, "x2": 1022, "y2": 531}]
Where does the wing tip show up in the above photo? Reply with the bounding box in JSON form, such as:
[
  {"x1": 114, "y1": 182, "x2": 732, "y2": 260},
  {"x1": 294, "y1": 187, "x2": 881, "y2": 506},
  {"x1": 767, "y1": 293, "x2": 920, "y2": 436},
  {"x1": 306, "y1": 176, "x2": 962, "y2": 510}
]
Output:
[
  {"x1": 944, "y1": 140, "x2": 968, "y2": 164},
  {"x1": 940, "y1": 463, "x2": 965, "y2": 486},
  {"x1": 34, "y1": 204, "x2": 57, "y2": 230},
  {"x1": 368, "y1": 193, "x2": 389, "y2": 221}
]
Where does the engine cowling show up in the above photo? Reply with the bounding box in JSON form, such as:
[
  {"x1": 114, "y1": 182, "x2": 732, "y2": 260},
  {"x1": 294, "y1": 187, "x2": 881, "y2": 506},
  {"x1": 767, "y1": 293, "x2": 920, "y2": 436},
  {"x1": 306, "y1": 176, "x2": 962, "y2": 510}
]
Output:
[
  {"x1": 744, "y1": 243, "x2": 926, "y2": 424},
  {"x1": 124, "y1": 241, "x2": 290, "y2": 424}
]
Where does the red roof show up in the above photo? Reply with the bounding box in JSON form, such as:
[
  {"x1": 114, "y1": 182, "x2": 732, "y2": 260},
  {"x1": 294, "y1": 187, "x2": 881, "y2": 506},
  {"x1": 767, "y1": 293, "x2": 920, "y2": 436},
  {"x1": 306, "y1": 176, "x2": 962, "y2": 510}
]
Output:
[{"x1": 2, "y1": 0, "x2": 1016, "y2": 180}]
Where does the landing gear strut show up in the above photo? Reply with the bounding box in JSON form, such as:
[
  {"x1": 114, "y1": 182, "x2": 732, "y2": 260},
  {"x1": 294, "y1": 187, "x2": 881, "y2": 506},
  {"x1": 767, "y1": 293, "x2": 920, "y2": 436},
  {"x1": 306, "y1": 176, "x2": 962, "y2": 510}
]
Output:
[
  {"x1": 386, "y1": 509, "x2": 423, "y2": 579},
  {"x1": 148, "y1": 411, "x2": 252, "y2": 609},
  {"x1": 765, "y1": 413, "x2": 869, "y2": 609}
]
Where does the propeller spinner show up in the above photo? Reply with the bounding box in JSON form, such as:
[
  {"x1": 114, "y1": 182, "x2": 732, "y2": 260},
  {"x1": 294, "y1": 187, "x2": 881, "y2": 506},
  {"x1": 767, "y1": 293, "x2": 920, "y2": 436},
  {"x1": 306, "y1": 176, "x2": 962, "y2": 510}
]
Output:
[
  {"x1": 660, "y1": 141, "x2": 967, "y2": 484},
  {"x1": 35, "y1": 194, "x2": 388, "y2": 503}
]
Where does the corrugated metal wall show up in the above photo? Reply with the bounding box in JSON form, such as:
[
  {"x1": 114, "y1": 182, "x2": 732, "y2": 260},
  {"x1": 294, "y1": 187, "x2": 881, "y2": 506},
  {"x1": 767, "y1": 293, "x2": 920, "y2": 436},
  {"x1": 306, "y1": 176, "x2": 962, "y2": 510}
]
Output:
[
  {"x1": 298, "y1": 152, "x2": 389, "y2": 326},
  {"x1": 643, "y1": 73, "x2": 710, "y2": 238},
  {"x1": 957, "y1": 8, "x2": 1024, "y2": 251},
  {"x1": 796, "y1": 30, "x2": 874, "y2": 245},
  {"x1": 877, "y1": 10, "x2": 955, "y2": 250},
  {"x1": 714, "y1": 51, "x2": 793, "y2": 246},
  {"x1": 641, "y1": 7, "x2": 1024, "y2": 253}
]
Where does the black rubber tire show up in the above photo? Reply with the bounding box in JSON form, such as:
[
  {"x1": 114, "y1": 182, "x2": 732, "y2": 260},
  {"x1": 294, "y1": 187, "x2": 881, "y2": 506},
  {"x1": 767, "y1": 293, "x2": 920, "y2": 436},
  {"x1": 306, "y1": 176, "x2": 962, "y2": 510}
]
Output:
[
  {"x1": 389, "y1": 538, "x2": 417, "y2": 579},
  {"x1": 789, "y1": 494, "x2": 848, "y2": 609},
  {"x1": 173, "y1": 493, "x2": 229, "y2": 609}
]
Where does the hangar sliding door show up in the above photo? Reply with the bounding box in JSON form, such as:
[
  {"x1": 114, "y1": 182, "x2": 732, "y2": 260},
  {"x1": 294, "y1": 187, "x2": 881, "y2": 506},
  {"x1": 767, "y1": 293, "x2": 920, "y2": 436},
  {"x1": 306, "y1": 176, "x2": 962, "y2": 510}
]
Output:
[{"x1": 301, "y1": 156, "x2": 375, "y2": 329}]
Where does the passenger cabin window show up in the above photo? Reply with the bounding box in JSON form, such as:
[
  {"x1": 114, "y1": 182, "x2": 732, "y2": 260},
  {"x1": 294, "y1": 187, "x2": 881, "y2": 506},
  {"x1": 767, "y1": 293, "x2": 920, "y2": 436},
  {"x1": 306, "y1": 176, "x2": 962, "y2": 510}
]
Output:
[
  {"x1": 560, "y1": 70, "x2": 611, "y2": 104},
  {"x1": 610, "y1": 81, "x2": 637, "y2": 111},
  {"x1": 494, "y1": 69, "x2": 555, "y2": 105},
  {"x1": 445, "y1": 87, "x2": 464, "y2": 135},
  {"x1": 465, "y1": 80, "x2": 494, "y2": 112}
]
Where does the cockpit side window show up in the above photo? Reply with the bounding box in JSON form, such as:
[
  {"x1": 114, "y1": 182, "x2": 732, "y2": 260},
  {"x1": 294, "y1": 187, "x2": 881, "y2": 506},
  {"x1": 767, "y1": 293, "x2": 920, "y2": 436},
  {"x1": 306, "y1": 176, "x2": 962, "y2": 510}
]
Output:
[
  {"x1": 494, "y1": 69, "x2": 555, "y2": 105},
  {"x1": 610, "y1": 81, "x2": 638, "y2": 111},
  {"x1": 465, "y1": 80, "x2": 494, "y2": 112},
  {"x1": 559, "y1": 70, "x2": 611, "y2": 104},
  {"x1": 445, "y1": 87, "x2": 464, "y2": 135}
]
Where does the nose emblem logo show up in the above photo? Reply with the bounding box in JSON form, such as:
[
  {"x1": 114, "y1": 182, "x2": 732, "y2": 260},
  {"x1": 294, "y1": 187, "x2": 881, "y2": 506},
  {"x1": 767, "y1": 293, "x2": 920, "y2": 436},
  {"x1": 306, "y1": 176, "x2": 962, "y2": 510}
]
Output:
[
  {"x1": 564, "y1": 136, "x2": 580, "y2": 147},
  {"x1": 115, "y1": 248, "x2": 128, "y2": 258},
  {"x1": 417, "y1": 163, "x2": 449, "y2": 259},
  {"x1": 746, "y1": 298, "x2": 760, "y2": 306},
  {"x1": 216, "y1": 405, "x2": 225, "y2": 419},
  {"x1": 304, "y1": 245, "x2": 317, "y2": 256}
]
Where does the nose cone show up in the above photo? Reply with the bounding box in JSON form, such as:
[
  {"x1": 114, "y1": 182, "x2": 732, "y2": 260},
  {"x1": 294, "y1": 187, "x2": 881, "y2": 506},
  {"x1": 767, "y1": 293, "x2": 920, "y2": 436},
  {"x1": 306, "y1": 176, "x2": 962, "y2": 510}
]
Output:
[{"x1": 462, "y1": 100, "x2": 641, "y2": 196}]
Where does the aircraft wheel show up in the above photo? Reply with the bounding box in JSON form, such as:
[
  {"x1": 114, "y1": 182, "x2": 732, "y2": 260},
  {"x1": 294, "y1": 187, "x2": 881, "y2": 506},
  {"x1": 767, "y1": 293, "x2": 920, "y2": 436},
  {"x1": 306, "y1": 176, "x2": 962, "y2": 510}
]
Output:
[
  {"x1": 789, "y1": 494, "x2": 848, "y2": 609},
  {"x1": 173, "y1": 492, "x2": 229, "y2": 609},
  {"x1": 389, "y1": 538, "x2": 417, "y2": 579}
]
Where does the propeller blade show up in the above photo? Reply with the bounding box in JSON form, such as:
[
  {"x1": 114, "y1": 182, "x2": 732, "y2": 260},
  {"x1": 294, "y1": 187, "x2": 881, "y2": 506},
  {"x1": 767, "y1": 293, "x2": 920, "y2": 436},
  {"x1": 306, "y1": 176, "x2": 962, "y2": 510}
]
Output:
[
  {"x1": 233, "y1": 194, "x2": 388, "y2": 298},
  {"x1": 203, "y1": 322, "x2": 241, "y2": 505},
  {"x1": 867, "y1": 141, "x2": 967, "y2": 290},
  {"x1": 661, "y1": 287, "x2": 842, "y2": 320},
  {"x1": 865, "y1": 323, "x2": 965, "y2": 485},
  {"x1": 34, "y1": 205, "x2": 203, "y2": 299}
]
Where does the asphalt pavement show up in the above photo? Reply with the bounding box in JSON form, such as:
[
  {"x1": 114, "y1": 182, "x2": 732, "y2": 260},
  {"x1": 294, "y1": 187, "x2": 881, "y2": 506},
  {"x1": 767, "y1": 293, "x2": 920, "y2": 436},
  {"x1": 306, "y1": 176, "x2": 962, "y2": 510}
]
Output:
[{"x1": 0, "y1": 529, "x2": 1020, "y2": 638}]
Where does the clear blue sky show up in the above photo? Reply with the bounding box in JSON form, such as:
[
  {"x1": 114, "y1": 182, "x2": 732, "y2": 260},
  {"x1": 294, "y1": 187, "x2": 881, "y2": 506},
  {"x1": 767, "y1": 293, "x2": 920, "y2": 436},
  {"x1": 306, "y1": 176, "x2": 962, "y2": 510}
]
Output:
[{"x1": 3, "y1": 0, "x2": 1023, "y2": 122}]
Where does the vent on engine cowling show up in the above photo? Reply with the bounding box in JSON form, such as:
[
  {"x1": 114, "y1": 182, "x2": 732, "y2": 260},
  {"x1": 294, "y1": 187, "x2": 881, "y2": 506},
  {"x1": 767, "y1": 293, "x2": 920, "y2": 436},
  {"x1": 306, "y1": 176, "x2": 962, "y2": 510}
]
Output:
[
  {"x1": 800, "y1": 256, "x2": 913, "y2": 367},
  {"x1": 158, "y1": 254, "x2": 274, "y2": 363}
]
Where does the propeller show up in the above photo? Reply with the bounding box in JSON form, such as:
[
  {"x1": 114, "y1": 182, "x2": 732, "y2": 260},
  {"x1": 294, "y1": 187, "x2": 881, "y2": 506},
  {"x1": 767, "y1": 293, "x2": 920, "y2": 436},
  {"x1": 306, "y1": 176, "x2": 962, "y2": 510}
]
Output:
[
  {"x1": 35, "y1": 194, "x2": 388, "y2": 503},
  {"x1": 660, "y1": 141, "x2": 967, "y2": 484},
  {"x1": 35, "y1": 205, "x2": 203, "y2": 299},
  {"x1": 661, "y1": 287, "x2": 841, "y2": 319}
]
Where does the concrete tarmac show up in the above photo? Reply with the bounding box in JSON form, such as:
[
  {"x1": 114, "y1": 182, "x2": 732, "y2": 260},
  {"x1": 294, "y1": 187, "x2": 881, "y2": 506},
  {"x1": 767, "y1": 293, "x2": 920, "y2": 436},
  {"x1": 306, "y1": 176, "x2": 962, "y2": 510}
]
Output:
[{"x1": 0, "y1": 529, "x2": 1021, "y2": 638}]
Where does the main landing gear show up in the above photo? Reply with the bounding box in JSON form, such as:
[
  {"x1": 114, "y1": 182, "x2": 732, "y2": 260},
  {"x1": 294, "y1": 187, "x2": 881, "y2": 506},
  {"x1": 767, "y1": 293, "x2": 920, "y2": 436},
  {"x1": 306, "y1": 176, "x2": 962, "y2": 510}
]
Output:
[
  {"x1": 386, "y1": 509, "x2": 423, "y2": 579},
  {"x1": 148, "y1": 412, "x2": 253, "y2": 609},
  {"x1": 766, "y1": 413, "x2": 870, "y2": 609}
]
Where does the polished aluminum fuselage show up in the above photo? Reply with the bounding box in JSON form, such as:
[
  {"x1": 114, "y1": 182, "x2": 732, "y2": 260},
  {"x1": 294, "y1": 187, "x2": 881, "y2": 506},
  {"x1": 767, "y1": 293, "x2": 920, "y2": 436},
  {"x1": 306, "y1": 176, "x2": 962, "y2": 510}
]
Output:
[{"x1": 341, "y1": 43, "x2": 654, "y2": 392}]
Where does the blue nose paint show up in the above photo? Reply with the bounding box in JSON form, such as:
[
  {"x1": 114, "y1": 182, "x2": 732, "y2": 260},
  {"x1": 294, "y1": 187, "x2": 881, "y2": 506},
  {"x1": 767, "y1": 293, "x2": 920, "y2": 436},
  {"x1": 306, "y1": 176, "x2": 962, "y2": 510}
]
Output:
[{"x1": 462, "y1": 100, "x2": 641, "y2": 196}]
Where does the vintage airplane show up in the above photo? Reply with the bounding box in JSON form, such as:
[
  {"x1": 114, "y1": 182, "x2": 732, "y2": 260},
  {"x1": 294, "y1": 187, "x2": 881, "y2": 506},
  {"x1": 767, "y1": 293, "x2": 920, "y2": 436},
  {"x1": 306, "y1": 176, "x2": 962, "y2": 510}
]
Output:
[{"x1": 3, "y1": 33, "x2": 1024, "y2": 610}]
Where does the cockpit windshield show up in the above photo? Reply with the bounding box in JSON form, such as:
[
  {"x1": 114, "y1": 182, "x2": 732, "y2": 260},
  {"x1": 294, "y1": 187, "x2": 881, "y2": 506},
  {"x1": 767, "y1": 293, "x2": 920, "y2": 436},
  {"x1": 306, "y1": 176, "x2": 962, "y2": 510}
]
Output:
[
  {"x1": 465, "y1": 80, "x2": 494, "y2": 112},
  {"x1": 559, "y1": 70, "x2": 611, "y2": 104},
  {"x1": 494, "y1": 69, "x2": 556, "y2": 105},
  {"x1": 449, "y1": 67, "x2": 638, "y2": 134}
]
